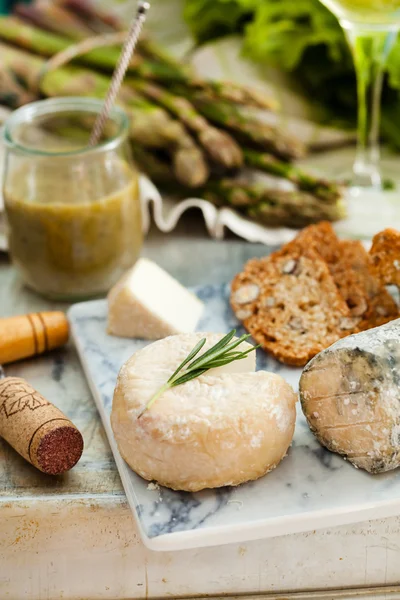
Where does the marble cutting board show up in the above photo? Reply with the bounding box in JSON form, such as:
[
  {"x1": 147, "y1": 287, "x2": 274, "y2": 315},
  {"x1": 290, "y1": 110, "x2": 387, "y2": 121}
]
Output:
[{"x1": 69, "y1": 284, "x2": 400, "y2": 552}]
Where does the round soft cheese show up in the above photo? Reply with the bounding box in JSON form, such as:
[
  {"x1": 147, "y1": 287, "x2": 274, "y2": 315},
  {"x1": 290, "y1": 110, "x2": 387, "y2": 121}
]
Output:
[{"x1": 111, "y1": 332, "x2": 297, "y2": 491}]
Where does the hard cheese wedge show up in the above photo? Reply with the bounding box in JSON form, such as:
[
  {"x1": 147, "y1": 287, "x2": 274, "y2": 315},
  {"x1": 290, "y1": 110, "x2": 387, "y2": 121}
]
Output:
[{"x1": 107, "y1": 258, "x2": 204, "y2": 339}]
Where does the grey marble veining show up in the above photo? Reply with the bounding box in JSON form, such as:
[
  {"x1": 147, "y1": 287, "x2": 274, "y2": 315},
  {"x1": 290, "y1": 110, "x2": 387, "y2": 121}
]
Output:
[{"x1": 69, "y1": 284, "x2": 400, "y2": 552}]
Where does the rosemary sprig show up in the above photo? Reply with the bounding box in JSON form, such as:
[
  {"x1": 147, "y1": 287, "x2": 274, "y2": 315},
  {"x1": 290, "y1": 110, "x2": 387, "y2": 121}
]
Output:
[{"x1": 137, "y1": 329, "x2": 259, "y2": 418}]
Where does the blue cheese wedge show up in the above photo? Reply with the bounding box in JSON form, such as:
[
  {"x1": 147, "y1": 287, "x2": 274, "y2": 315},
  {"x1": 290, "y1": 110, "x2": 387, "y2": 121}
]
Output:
[
  {"x1": 300, "y1": 318, "x2": 400, "y2": 473},
  {"x1": 107, "y1": 258, "x2": 204, "y2": 339}
]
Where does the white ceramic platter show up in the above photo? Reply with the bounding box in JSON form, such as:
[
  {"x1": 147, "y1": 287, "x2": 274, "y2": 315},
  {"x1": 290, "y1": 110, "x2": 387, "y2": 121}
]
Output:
[{"x1": 69, "y1": 284, "x2": 400, "y2": 552}]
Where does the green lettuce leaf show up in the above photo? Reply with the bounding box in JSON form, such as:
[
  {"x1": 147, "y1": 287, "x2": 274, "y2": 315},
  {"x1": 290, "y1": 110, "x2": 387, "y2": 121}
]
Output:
[
  {"x1": 184, "y1": 0, "x2": 400, "y2": 148},
  {"x1": 243, "y1": 0, "x2": 345, "y2": 70},
  {"x1": 183, "y1": 0, "x2": 252, "y2": 44}
]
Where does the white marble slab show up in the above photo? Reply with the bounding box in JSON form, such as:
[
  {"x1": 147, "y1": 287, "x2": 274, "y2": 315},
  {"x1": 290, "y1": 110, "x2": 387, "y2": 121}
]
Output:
[{"x1": 69, "y1": 284, "x2": 400, "y2": 552}]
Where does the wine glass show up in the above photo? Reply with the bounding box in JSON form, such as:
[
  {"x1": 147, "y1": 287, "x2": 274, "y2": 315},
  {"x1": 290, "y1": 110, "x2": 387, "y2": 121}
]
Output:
[{"x1": 319, "y1": 0, "x2": 400, "y2": 192}]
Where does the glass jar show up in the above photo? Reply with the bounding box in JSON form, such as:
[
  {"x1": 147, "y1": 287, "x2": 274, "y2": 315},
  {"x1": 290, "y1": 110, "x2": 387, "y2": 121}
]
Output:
[{"x1": 2, "y1": 97, "x2": 142, "y2": 300}]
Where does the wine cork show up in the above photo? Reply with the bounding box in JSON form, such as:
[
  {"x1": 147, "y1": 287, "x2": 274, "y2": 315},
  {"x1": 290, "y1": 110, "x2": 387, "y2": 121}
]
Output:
[
  {"x1": 0, "y1": 312, "x2": 69, "y2": 365},
  {"x1": 0, "y1": 377, "x2": 83, "y2": 475}
]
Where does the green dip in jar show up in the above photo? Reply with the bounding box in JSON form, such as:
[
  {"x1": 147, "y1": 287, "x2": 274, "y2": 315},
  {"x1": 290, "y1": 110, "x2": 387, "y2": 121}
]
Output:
[{"x1": 3, "y1": 98, "x2": 142, "y2": 300}]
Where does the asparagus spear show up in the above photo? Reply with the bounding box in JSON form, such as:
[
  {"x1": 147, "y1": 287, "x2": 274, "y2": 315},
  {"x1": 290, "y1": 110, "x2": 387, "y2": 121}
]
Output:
[
  {"x1": 9, "y1": 7, "x2": 278, "y2": 111},
  {"x1": 0, "y1": 40, "x2": 175, "y2": 148},
  {"x1": 132, "y1": 139, "x2": 208, "y2": 190},
  {"x1": 37, "y1": 0, "x2": 178, "y2": 75},
  {"x1": 0, "y1": 16, "x2": 121, "y2": 69},
  {"x1": 0, "y1": 41, "x2": 44, "y2": 89},
  {"x1": 57, "y1": 0, "x2": 191, "y2": 68},
  {"x1": 59, "y1": 0, "x2": 178, "y2": 82},
  {"x1": 181, "y1": 81, "x2": 279, "y2": 113},
  {"x1": 0, "y1": 24, "x2": 288, "y2": 181},
  {"x1": 134, "y1": 137, "x2": 343, "y2": 211},
  {"x1": 243, "y1": 148, "x2": 342, "y2": 202},
  {"x1": 132, "y1": 144, "x2": 345, "y2": 227},
  {"x1": 57, "y1": 0, "x2": 120, "y2": 33},
  {"x1": 65, "y1": 0, "x2": 192, "y2": 74},
  {"x1": 204, "y1": 180, "x2": 346, "y2": 228},
  {"x1": 0, "y1": 65, "x2": 37, "y2": 108},
  {"x1": 15, "y1": 2, "x2": 95, "y2": 40},
  {"x1": 54, "y1": 0, "x2": 277, "y2": 110},
  {"x1": 0, "y1": 20, "x2": 338, "y2": 207},
  {"x1": 6, "y1": 12, "x2": 262, "y2": 174},
  {"x1": 0, "y1": 41, "x2": 209, "y2": 188},
  {"x1": 0, "y1": 16, "x2": 188, "y2": 82},
  {"x1": 132, "y1": 145, "x2": 177, "y2": 184},
  {"x1": 132, "y1": 79, "x2": 243, "y2": 169},
  {"x1": 177, "y1": 89, "x2": 305, "y2": 160},
  {"x1": 35, "y1": 0, "x2": 194, "y2": 81},
  {"x1": 40, "y1": 67, "x2": 209, "y2": 188}
]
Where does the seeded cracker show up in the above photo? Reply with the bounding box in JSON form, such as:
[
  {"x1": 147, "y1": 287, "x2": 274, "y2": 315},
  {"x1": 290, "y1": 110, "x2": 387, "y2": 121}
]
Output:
[
  {"x1": 370, "y1": 228, "x2": 400, "y2": 289},
  {"x1": 285, "y1": 222, "x2": 367, "y2": 319},
  {"x1": 336, "y1": 240, "x2": 398, "y2": 330},
  {"x1": 230, "y1": 248, "x2": 350, "y2": 366},
  {"x1": 287, "y1": 222, "x2": 397, "y2": 330},
  {"x1": 288, "y1": 221, "x2": 342, "y2": 264}
]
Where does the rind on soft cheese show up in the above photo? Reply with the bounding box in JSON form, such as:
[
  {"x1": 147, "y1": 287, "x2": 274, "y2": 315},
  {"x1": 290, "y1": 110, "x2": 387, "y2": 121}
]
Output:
[
  {"x1": 111, "y1": 332, "x2": 297, "y2": 492},
  {"x1": 300, "y1": 318, "x2": 400, "y2": 473},
  {"x1": 107, "y1": 258, "x2": 204, "y2": 339}
]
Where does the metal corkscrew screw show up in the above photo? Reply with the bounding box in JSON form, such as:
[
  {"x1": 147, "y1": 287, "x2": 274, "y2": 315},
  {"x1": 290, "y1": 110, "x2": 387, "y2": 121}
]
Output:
[{"x1": 89, "y1": 0, "x2": 150, "y2": 146}]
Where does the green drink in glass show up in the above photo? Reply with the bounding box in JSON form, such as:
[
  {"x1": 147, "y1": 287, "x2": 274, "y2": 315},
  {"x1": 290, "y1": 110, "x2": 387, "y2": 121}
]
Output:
[{"x1": 320, "y1": 0, "x2": 400, "y2": 190}]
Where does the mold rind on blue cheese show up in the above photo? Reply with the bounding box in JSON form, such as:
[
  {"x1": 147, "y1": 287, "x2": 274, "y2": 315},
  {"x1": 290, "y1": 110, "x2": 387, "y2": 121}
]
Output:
[{"x1": 299, "y1": 319, "x2": 400, "y2": 474}]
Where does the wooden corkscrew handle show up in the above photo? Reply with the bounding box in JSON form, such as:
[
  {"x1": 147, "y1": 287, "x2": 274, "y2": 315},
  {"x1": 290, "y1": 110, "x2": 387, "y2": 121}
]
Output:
[
  {"x1": 0, "y1": 377, "x2": 84, "y2": 475},
  {"x1": 0, "y1": 312, "x2": 69, "y2": 365}
]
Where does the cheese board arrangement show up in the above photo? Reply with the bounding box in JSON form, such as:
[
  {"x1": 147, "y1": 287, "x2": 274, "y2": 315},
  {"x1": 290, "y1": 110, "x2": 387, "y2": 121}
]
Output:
[
  {"x1": 1, "y1": 0, "x2": 400, "y2": 564},
  {"x1": 4, "y1": 3, "x2": 400, "y2": 600},
  {"x1": 68, "y1": 286, "x2": 400, "y2": 552},
  {"x1": 66, "y1": 222, "x2": 400, "y2": 551}
]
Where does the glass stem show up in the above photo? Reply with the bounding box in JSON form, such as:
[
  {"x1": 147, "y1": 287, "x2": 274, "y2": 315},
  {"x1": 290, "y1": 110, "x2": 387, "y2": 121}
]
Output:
[{"x1": 344, "y1": 26, "x2": 397, "y2": 189}]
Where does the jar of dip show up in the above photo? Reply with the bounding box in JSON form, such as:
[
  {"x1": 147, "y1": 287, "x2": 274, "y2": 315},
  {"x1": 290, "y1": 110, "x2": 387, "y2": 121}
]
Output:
[{"x1": 2, "y1": 97, "x2": 142, "y2": 300}]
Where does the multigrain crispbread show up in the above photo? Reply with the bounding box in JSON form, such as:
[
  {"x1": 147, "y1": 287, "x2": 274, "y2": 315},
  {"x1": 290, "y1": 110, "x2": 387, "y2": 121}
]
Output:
[
  {"x1": 287, "y1": 223, "x2": 369, "y2": 320},
  {"x1": 230, "y1": 249, "x2": 350, "y2": 366},
  {"x1": 287, "y1": 221, "x2": 342, "y2": 264},
  {"x1": 337, "y1": 240, "x2": 398, "y2": 331},
  {"x1": 287, "y1": 222, "x2": 397, "y2": 330},
  {"x1": 370, "y1": 228, "x2": 400, "y2": 288},
  {"x1": 231, "y1": 222, "x2": 400, "y2": 366}
]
